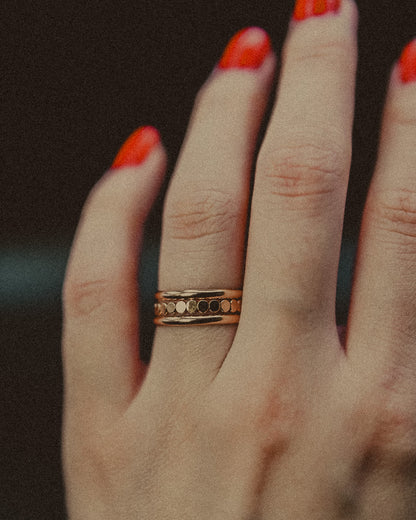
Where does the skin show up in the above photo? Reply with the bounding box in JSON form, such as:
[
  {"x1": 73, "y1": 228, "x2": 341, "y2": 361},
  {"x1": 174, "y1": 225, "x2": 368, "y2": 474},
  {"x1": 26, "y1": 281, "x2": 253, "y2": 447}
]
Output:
[{"x1": 62, "y1": 1, "x2": 416, "y2": 518}]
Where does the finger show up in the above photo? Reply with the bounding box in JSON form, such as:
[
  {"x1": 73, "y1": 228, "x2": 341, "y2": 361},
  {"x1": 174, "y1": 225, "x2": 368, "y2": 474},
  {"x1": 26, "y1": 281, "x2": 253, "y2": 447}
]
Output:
[
  {"x1": 148, "y1": 28, "x2": 276, "y2": 390},
  {"x1": 239, "y1": 1, "x2": 358, "y2": 360},
  {"x1": 62, "y1": 127, "x2": 166, "y2": 419},
  {"x1": 348, "y1": 41, "x2": 416, "y2": 381}
]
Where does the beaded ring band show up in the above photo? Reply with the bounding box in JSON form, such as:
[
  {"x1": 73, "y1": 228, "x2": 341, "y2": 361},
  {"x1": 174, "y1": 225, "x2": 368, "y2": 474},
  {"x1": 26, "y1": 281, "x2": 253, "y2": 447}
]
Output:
[{"x1": 154, "y1": 289, "x2": 242, "y2": 326}]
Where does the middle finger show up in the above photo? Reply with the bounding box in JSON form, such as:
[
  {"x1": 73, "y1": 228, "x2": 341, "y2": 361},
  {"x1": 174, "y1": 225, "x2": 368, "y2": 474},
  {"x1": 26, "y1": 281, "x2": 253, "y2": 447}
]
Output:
[{"x1": 240, "y1": 0, "x2": 358, "y2": 366}]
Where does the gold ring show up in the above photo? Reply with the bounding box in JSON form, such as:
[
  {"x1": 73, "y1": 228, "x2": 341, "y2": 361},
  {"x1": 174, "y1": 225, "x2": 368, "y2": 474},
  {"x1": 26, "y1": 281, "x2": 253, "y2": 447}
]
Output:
[{"x1": 154, "y1": 289, "x2": 242, "y2": 326}]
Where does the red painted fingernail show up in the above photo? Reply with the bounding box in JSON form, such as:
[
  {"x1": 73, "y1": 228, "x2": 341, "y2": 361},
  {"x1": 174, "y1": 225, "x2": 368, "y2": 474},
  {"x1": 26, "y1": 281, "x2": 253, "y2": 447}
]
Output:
[
  {"x1": 218, "y1": 27, "x2": 271, "y2": 70},
  {"x1": 293, "y1": 0, "x2": 341, "y2": 21},
  {"x1": 399, "y1": 39, "x2": 416, "y2": 84},
  {"x1": 111, "y1": 126, "x2": 160, "y2": 169}
]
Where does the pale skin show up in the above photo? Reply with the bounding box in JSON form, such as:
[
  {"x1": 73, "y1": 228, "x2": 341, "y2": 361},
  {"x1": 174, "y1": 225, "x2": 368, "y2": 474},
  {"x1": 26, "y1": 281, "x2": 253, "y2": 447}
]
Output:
[{"x1": 62, "y1": 1, "x2": 416, "y2": 518}]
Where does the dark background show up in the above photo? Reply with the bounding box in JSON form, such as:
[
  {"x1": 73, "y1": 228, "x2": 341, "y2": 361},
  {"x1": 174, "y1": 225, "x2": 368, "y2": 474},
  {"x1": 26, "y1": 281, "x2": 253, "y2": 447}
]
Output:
[{"x1": 1, "y1": 0, "x2": 416, "y2": 518}]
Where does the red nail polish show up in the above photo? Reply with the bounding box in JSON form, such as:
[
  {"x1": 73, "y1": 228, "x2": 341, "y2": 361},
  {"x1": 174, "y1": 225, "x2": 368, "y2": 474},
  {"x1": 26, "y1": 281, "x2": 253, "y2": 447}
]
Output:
[
  {"x1": 293, "y1": 0, "x2": 341, "y2": 21},
  {"x1": 111, "y1": 126, "x2": 160, "y2": 169},
  {"x1": 399, "y1": 40, "x2": 416, "y2": 84},
  {"x1": 218, "y1": 27, "x2": 271, "y2": 70}
]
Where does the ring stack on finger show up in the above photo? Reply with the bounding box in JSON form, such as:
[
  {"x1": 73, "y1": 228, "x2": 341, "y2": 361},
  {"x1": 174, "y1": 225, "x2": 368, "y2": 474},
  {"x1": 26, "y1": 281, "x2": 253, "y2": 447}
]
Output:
[{"x1": 154, "y1": 289, "x2": 242, "y2": 326}]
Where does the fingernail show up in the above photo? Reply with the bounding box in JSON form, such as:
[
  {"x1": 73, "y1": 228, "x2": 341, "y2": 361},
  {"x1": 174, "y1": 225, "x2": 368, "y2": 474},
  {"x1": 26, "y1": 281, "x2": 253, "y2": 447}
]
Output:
[
  {"x1": 399, "y1": 39, "x2": 416, "y2": 84},
  {"x1": 293, "y1": 0, "x2": 341, "y2": 21},
  {"x1": 111, "y1": 126, "x2": 160, "y2": 169},
  {"x1": 218, "y1": 27, "x2": 271, "y2": 70}
]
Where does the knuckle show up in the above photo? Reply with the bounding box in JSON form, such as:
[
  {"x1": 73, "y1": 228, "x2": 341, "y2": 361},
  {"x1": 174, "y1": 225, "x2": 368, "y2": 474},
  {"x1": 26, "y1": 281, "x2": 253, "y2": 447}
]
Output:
[
  {"x1": 368, "y1": 187, "x2": 416, "y2": 248},
  {"x1": 386, "y1": 95, "x2": 416, "y2": 131},
  {"x1": 391, "y1": 111, "x2": 416, "y2": 131},
  {"x1": 202, "y1": 382, "x2": 299, "y2": 459},
  {"x1": 196, "y1": 76, "x2": 248, "y2": 115},
  {"x1": 250, "y1": 386, "x2": 300, "y2": 458},
  {"x1": 362, "y1": 368, "x2": 416, "y2": 476},
  {"x1": 371, "y1": 404, "x2": 416, "y2": 476},
  {"x1": 82, "y1": 431, "x2": 133, "y2": 490},
  {"x1": 164, "y1": 187, "x2": 240, "y2": 242},
  {"x1": 63, "y1": 278, "x2": 123, "y2": 318},
  {"x1": 288, "y1": 38, "x2": 352, "y2": 71},
  {"x1": 257, "y1": 137, "x2": 348, "y2": 207}
]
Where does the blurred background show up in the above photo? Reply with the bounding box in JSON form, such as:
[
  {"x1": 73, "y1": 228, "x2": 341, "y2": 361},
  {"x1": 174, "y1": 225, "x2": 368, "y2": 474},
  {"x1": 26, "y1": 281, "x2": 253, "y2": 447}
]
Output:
[{"x1": 2, "y1": 0, "x2": 416, "y2": 517}]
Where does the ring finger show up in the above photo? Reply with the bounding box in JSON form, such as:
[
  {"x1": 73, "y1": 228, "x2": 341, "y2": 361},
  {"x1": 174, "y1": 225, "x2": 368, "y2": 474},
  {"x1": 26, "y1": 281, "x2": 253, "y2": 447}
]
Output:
[{"x1": 148, "y1": 28, "x2": 276, "y2": 391}]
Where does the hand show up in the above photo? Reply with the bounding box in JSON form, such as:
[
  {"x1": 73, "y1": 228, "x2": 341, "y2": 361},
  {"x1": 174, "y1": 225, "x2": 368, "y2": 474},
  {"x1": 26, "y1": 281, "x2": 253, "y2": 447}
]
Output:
[{"x1": 62, "y1": 1, "x2": 416, "y2": 518}]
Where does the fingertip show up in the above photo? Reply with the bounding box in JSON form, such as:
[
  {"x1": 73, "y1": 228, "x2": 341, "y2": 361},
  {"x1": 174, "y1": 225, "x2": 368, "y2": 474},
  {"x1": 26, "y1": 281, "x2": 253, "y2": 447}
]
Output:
[
  {"x1": 288, "y1": 0, "x2": 358, "y2": 38},
  {"x1": 382, "y1": 43, "x2": 416, "y2": 125},
  {"x1": 397, "y1": 39, "x2": 416, "y2": 85},
  {"x1": 292, "y1": 0, "x2": 341, "y2": 22},
  {"x1": 111, "y1": 126, "x2": 163, "y2": 170},
  {"x1": 218, "y1": 27, "x2": 272, "y2": 70}
]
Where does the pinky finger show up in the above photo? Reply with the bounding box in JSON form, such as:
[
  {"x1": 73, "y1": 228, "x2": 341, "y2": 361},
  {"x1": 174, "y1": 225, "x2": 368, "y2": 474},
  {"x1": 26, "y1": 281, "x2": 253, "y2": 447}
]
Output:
[{"x1": 62, "y1": 127, "x2": 166, "y2": 421}]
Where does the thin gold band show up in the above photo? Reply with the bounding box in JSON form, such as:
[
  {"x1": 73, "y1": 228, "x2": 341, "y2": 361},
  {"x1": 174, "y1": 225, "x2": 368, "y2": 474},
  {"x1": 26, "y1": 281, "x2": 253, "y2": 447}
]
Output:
[{"x1": 154, "y1": 289, "x2": 242, "y2": 326}]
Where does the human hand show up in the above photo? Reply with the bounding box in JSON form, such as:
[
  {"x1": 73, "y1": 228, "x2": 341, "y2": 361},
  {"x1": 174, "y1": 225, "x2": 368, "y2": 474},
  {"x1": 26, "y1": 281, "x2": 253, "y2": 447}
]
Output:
[{"x1": 62, "y1": 1, "x2": 416, "y2": 518}]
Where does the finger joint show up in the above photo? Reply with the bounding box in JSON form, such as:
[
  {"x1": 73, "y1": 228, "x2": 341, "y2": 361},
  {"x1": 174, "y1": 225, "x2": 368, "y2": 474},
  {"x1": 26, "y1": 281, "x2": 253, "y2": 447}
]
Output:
[
  {"x1": 164, "y1": 187, "x2": 241, "y2": 243},
  {"x1": 257, "y1": 137, "x2": 348, "y2": 211},
  {"x1": 63, "y1": 278, "x2": 132, "y2": 319},
  {"x1": 369, "y1": 187, "x2": 416, "y2": 250}
]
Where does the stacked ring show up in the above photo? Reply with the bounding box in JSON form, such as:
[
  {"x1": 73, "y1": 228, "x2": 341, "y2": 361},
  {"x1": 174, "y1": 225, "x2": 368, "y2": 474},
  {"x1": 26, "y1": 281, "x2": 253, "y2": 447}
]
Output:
[{"x1": 154, "y1": 289, "x2": 242, "y2": 326}]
